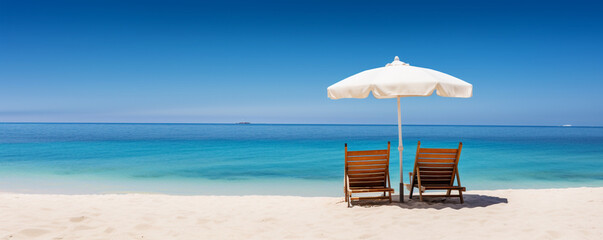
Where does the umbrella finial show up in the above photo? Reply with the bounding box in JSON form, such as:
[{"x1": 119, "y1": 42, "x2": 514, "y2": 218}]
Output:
[{"x1": 387, "y1": 56, "x2": 409, "y2": 67}]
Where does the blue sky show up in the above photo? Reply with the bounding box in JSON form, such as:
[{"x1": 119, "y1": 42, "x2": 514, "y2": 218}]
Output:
[{"x1": 1, "y1": 0, "x2": 602, "y2": 125}]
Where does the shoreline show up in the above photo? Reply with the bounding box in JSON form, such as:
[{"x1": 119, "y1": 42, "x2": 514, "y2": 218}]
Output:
[
  {"x1": 1, "y1": 187, "x2": 602, "y2": 239},
  {"x1": 2, "y1": 185, "x2": 603, "y2": 196},
  {"x1": 3, "y1": 172, "x2": 603, "y2": 196}
]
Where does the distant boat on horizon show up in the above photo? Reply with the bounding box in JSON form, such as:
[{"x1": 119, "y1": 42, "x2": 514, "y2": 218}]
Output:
[
  {"x1": 237, "y1": 122, "x2": 251, "y2": 124},
  {"x1": 562, "y1": 124, "x2": 572, "y2": 127}
]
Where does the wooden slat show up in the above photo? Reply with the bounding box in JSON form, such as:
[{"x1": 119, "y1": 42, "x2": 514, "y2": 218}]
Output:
[
  {"x1": 349, "y1": 178, "x2": 385, "y2": 181},
  {"x1": 419, "y1": 176, "x2": 452, "y2": 180},
  {"x1": 348, "y1": 188, "x2": 394, "y2": 193},
  {"x1": 419, "y1": 179, "x2": 451, "y2": 182},
  {"x1": 349, "y1": 176, "x2": 385, "y2": 181},
  {"x1": 419, "y1": 180, "x2": 451, "y2": 184},
  {"x1": 350, "y1": 180, "x2": 385, "y2": 187},
  {"x1": 418, "y1": 178, "x2": 449, "y2": 181},
  {"x1": 350, "y1": 176, "x2": 385, "y2": 180},
  {"x1": 419, "y1": 171, "x2": 453, "y2": 176},
  {"x1": 418, "y1": 153, "x2": 457, "y2": 159},
  {"x1": 419, "y1": 148, "x2": 458, "y2": 153},
  {"x1": 421, "y1": 181, "x2": 452, "y2": 184},
  {"x1": 348, "y1": 173, "x2": 385, "y2": 178},
  {"x1": 346, "y1": 160, "x2": 388, "y2": 165},
  {"x1": 412, "y1": 194, "x2": 462, "y2": 198},
  {"x1": 350, "y1": 182, "x2": 386, "y2": 187},
  {"x1": 421, "y1": 175, "x2": 452, "y2": 180},
  {"x1": 349, "y1": 180, "x2": 385, "y2": 185},
  {"x1": 417, "y1": 158, "x2": 455, "y2": 163},
  {"x1": 423, "y1": 186, "x2": 466, "y2": 191},
  {"x1": 420, "y1": 183, "x2": 452, "y2": 187},
  {"x1": 417, "y1": 163, "x2": 454, "y2": 168},
  {"x1": 347, "y1": 169, "x2": 387, "y2": 174},
  {"x1": 346, "y1": 150, "x2": 388, "y2": 156},
  {"x1": 348, "y1": 186, "x2": 391, "y2": 189},
  {"x1": 419, "y1": 173, "x2": 453, "y2": 177},
  {"x1": 421, "y1": 180, "x2": 452, "y2": 184},
  {"x1": 350, "y1": 182, "x2": 387, "y2": 188},
  {"x1": 350, "y1": 196, "x2": 390, "y2": 201},
  {"x1": 347, "y1": 165, "x2": 387, "y2": 170},
  {"x1": 420, "y1": 178, "x2": 452, "y2": 182},
  {"x1": 349, "y1": 177, "x2": 385, "y2": 181},
  {"x1": 347, "y1": 155, "x2": 387, "y2": 161},
  {"x1": 419, "y1": 167, "x2": 454, "y2": 172}
]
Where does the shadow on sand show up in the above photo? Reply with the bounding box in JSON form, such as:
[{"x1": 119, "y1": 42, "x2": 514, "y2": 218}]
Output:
[{"x1": 351, "y1": 194, "x2": 508, "y2": 209}]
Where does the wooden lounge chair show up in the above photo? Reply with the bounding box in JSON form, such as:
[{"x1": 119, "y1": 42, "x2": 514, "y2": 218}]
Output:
[
  {"x1": 344, "y1": 142, "x2": 394, "y2": 207},
  {"x1": 408, "y1": 141, "x2": 466, "y2": 203}
]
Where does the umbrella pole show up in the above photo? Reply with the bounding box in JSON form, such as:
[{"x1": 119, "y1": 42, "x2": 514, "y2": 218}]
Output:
[{"x1": 397, "y1": 97, "x2": 404, "y2": 202}]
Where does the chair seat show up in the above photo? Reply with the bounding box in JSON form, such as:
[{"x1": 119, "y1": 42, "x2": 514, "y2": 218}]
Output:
[
  {"x1": 413, "y1": 183, "x2": 465, "y2": 190},
  {"x1": 348, "y1": 187, "x2": 394, "y2": 193},
  {"x1": 423, "y1": 186, "x2": 466, "y2": 191},
  {"x1": 350, "y1": 196, "x2": 391, "y2": 201}
]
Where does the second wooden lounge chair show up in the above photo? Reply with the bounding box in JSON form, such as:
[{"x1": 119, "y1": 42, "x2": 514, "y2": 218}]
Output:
[
  {"x1": 344, "y1": 142, "x2": 394, "y2": 207},
  {"x1": 408, "y1": 141, "x2": 466, "y2": 203}
]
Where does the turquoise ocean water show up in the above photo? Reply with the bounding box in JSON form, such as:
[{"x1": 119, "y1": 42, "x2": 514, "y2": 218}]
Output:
[{"x1": 0, "y1": 123, "x2": 602, "y2": 196}]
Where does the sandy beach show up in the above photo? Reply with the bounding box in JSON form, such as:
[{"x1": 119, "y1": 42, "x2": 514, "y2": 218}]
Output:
[{"x1": 1, "y1": 187, "x2": 601, "y2": 239}]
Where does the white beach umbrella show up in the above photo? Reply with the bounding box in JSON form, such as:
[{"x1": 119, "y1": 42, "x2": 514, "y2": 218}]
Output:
[{"x1": 327, "y1": 56, "x2": 472, "y2": 202}]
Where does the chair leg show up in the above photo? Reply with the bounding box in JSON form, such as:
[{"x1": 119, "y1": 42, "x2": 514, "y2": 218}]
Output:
[
  {"x1": 409, "y1": 185, "x2": 414, "y2": 199},
  {"x1": 418, "y1": 187, "x2": 423, "y2": 202},
  {"x1": 389, "y1": 191, "x2": 392, "y2": 203},
  {"x1": 347, "y1": 194, "x2": 351, "y2": 207},
  {"x1": 444, "y1": 189, "x2": 452, "y2": 202},
  {"x1": 458, "y1": 189, "x2": 464, "y2": 204},
  {"x1": 344, "y1": 187, "x2": 348, "y2": 202}
]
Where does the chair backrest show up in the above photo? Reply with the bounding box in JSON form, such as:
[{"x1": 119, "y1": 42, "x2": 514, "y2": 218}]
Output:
[
  {"x1": 345, "y1": 142, "x2": 391, "y2": 188},
  {"x1": 413, "y1": 141, "x2": 462, "y2": 186}
]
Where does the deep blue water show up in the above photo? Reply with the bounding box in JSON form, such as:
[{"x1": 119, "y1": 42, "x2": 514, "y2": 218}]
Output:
[{"x1": 0, "y1": 123, "x2": 602, "y2": 196}]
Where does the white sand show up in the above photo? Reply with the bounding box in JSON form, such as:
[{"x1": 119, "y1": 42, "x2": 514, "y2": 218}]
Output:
[{"x1": 1, "y1": 187, "x2": 602, "y2": 240}]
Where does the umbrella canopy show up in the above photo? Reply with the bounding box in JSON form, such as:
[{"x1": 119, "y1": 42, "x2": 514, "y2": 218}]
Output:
[
  {"x1": 328, "y1": 56, "x2": 472, "y2": 99},
  {"x1": 327, "y1": 56, "x2": 472, "y2": 202}
]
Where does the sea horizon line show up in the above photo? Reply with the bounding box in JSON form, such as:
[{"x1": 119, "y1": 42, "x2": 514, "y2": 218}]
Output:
[{"x1": 1, "y1": 122, "x2": 601, "y2": 128}]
